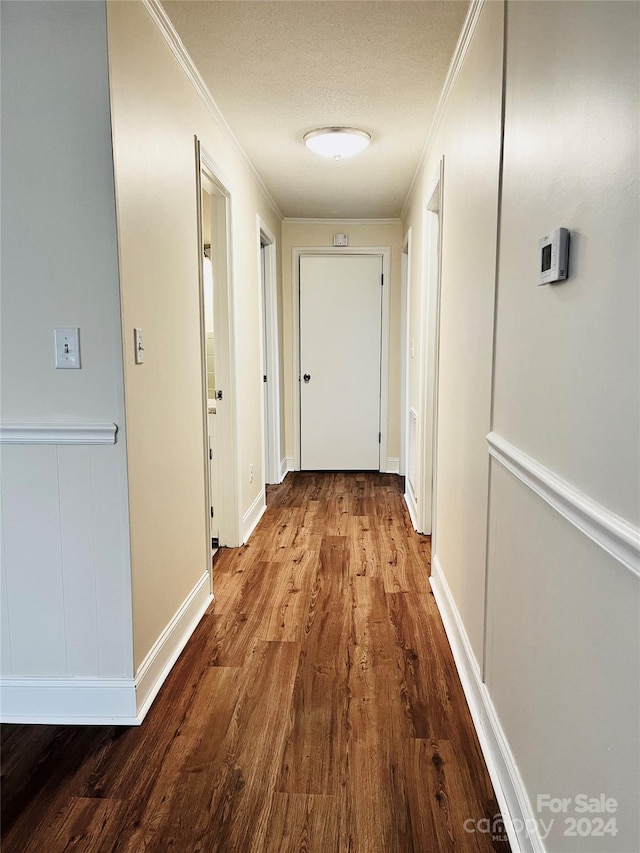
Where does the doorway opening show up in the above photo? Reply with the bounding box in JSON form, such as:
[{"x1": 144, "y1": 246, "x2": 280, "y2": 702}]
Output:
[
  {"x1": 258, "y1": 218, "x2": 282, "y2": 485},
  {"x1": 196, "y1": 140, "x2": 240, "y2": 559}
]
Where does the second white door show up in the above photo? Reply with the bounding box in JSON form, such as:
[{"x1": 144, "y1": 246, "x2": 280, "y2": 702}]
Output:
[{"x1": 300, "y1": 254, "x2": 383, "y2": 470}]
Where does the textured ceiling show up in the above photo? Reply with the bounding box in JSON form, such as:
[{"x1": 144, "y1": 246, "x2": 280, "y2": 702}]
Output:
[{"x1": 161, "y1": 1, "x2": 469, "y2": 218}]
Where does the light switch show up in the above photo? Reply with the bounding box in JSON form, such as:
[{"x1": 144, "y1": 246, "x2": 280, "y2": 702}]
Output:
[
  {"x1": 134, "y1": 327, "x2": 144, "y2": 364},
  {"x1": 54, "y1": 327, "x2": 81, "y2": 369}
]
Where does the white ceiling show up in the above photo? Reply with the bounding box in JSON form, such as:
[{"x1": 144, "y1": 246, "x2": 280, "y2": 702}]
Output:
[{"x1": 161, "y1": 1, "x2": 469, "y2": 219}]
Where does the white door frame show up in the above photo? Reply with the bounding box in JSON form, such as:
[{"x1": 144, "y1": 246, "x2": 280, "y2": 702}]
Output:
[
  {"x1": 257, "y1": 217, "x2": 283, "y2": 485},
  {"x1": 196, "y1": 139, "x2": 241, "y2": 550},
  {"x1": 419, "y1": 159, "x2": 445, "y2": 538},
  {"x1": 400, "y1": 228, "x2": 411, "y2": 478},
  {"x1": 292, "y1": 246, "x2": 391, "y2": 472}
]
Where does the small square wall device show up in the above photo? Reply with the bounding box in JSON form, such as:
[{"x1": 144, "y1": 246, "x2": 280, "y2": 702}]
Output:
[
  {"x1": 333, "y1": 233, "x2": 348, "y2": 247},
  {"x1": 539, "y1": 228, "x2": 569, "y2": 285}
]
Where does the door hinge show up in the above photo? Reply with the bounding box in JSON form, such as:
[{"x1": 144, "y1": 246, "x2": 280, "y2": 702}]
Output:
[
  {"x1": 209, "y1": 448, "x2": 212, "y2": 460},
  {"x1": 381, "y1": 273, "x2": 384, "y2": 287},
  {"x1": 215, "y1": 390, "x2": 223, "y2": 401},
  {"x1": 378, "y1": 432, "x2": 381, "y2": 443},
  {"x1": 263, "y1": 375, "x2": 267, "y2": 383},
  {"x1": 210, "y1": 506, "x2": 214, "y2": 518}
]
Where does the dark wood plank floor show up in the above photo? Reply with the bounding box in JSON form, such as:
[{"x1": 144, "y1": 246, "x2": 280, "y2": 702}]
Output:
[{"x1": 1, "y1": 472, "x2": 509, "y2": 852}]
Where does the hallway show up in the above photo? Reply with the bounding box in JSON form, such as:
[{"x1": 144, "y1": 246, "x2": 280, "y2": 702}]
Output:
[{"x1": 1, "y1": 473, "x2": 508, "y2": 852}]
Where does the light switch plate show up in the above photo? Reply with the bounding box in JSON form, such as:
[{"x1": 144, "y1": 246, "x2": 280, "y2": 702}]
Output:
[
  {"x1": 134, "y1": 327, "x2": 144, "y2": 364},
  {"x1": 54, "y1": 327, "x2": 81, "y2": 369}
]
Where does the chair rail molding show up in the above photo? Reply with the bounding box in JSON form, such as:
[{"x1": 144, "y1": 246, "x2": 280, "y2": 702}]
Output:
[
  {"x1": 487, "y1": 431, "x2": 640, "y2": 578},
  {"x1": 0, "y1": 423, "x2": 118, "y2": 445}
]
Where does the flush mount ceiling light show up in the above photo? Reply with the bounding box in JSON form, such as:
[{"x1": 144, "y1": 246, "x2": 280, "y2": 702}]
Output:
[{"x1": 303, "y1": 127, "x2": 371, "y2": 161}]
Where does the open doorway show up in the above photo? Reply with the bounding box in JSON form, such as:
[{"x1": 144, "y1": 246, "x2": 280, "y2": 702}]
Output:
[
  {"x1": 258, "y1": 218, "x2": 282, "y2": 485},
  {"x1": 196, "y1": 140, "x2": 240, "y2": 557}
]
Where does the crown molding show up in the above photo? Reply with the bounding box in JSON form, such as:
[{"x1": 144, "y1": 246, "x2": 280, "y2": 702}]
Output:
[
  {"x1": 401, "y1": 0, "x2": 486, "y2": 221},
  {"x1": 141, "y1": 0, "x2": 283, "y2": 221}
]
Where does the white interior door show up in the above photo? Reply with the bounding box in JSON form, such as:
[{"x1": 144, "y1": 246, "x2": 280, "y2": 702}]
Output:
[{"x1": 300, "y1": 254, "x2": 382, "y2": 470}]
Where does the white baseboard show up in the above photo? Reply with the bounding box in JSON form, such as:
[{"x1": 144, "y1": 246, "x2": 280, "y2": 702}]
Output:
[
  {"x1": 279, "y1": 456, "x2": 288, "y2": 483},
  {"x1": 404, "y1": 487, "x2": 419, "y2": 531},
  {"x1": 0, "y1": 676, "x2": 138, "y2": 725},
  {"x1": 286, "y1": 455, "x2": 294, "y2": 472},
  {"x1": 386, "y1": 457, "x2": 400, "y2": 475},
  {"x1": 430, "y1": 555, "x2": 543, "y2": 853},
  {"x1": 241, "y1": 489, "x2": 266, "y2": 544},
  {"x1": 135, "y1": 570, "x2": 212, "y2": 723}
]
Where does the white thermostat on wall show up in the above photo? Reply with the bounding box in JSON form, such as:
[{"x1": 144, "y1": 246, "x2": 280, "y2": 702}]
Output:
[
  {"x1": 333, "y1": 233, "x2": 348, "y2": 247},
  {"x1": 538, "y1": 227, "x2": 569, "y2": 285}
]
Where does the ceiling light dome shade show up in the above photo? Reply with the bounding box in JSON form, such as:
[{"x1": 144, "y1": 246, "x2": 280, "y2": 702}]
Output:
[{"x1": 303, "y1": 127, "x2": 371, "y2": 160}]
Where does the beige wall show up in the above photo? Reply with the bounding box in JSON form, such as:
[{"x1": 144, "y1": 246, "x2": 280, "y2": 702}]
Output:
[
  {"x1": 107, "y1": 0, "x2": 281, "y2": 668},
  {"x1": 403, "y1": 0, "x2": 504, "y2": 662},
  {"x1": 281, "y1": 220, "x2": 403, "y2": 466},
  {"x1": 403, "y1": 1, "x2": 639, "y2": 849}
]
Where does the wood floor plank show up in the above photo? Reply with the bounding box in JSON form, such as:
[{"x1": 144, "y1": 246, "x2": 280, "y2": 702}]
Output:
[
  {"x1": 180, "y1": 641, "x2": 300, "y2": 853},
  {"x1": 34, "y1": 796, "x2": 128, "y2": 853},
  {"x1": 261, "y1": 549, "x2": 319, "y2": 643},
  {"x1": 277, "y1": 535, "x2": 350, "y2": 795},
  {"x1": 263, "y1": 793, "x2": 339, "y2": 853},
  {"x1": 115, "y1": 665, "x2": 244, "y2": 853},
  {"x1": 1, "y1": 472, "x2": 509, "y2": 853}
]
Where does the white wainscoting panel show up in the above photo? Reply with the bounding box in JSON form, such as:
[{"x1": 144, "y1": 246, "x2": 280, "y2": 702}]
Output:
[
  {"x1": 90, "y1": 445, "x2": 135, "y2": 677},
  {"x1": 1, "y1": 510, "x2": 13, "y2": 674},
  {"x1": 0, "y1": 436, "x2": 133, "y2": 691},
  {"x1": 2, "y1": 445, "x2": 67, "y2": 674},
  {"x1": 57, "y1": 446, "x2": 100, "y2": 674}
]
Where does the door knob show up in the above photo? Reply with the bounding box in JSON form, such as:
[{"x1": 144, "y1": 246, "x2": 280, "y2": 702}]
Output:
[{"x1": 303, "y1": 374, "x2": 311, "y2": 383}]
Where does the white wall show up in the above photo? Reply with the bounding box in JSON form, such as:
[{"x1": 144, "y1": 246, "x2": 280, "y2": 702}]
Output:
[
  {"x1": 0, "y1": 0, "x2": 134, "y2": 704},
  {"x1": 106, "y1": 0, "x2": 281, "y2": 670},
  {"x1": 281, "y1": 220, "x2": 403, "y2": 469}
]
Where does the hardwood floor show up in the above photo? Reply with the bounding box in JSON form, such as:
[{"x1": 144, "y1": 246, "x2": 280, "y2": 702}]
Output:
[{"x1": 1, "y1": 472, "x2": 509, "y2": 852}]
